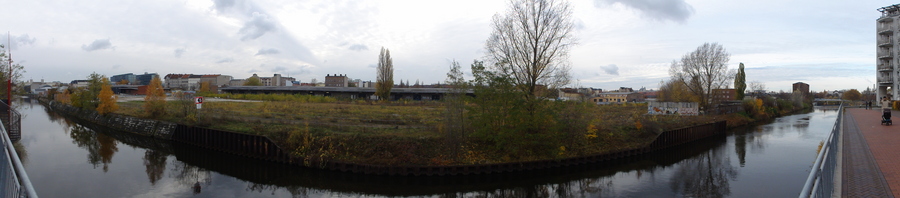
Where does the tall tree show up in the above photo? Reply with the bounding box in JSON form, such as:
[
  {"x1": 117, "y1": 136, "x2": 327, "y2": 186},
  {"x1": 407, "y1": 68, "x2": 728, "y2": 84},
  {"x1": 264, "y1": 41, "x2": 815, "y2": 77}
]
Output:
[
  {"x1": 198, "y1": 81, "x2": 211, "y2": 94},
  {"x1": 375, "y1": 47, "x2": 394, "y2": 100},
  {"x1": 73, "y1": 73, "x2": 105, "y2": 110},
  {"x1": 484, "y1": 0, "x2": 574, "y2": 100},
  {"x1": 669, "y1": 43, "x2": 735, "y2": 113},
  {"x1": 96, "y1": 78, "x2": 118, "y2": 115},
  {"x1": 734, "y1": 63, "x2": 746, "y2": 100},
  {"x1": 144, "y1": 76, "x2": 167, "y2": 118}
]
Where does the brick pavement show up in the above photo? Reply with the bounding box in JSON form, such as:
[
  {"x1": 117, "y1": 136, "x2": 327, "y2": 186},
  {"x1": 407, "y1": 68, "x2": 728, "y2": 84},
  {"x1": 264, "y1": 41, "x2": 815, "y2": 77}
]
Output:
[{"x1": 843, "y1": 108, "x2": 898, "y2": 197}]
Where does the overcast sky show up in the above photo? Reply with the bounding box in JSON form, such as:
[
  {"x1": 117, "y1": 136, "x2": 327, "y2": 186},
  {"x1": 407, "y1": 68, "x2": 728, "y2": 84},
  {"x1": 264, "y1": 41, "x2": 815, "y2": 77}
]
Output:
[{"x1": 0, "y1": 0, "x2": 888, "y2": 92}]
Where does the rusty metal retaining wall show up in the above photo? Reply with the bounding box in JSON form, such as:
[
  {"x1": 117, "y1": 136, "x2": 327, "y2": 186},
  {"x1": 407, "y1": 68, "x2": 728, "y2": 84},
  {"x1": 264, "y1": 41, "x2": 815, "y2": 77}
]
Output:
[{"x1": 169, "y1": 120, "x2": 727, "y2": 176}]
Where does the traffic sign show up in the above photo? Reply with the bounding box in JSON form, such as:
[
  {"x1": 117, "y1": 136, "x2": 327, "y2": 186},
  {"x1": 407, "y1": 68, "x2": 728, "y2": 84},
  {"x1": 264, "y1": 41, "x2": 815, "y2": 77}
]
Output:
[{"x1": 194, "y1": 97, "x2": 204, "y2": 104}]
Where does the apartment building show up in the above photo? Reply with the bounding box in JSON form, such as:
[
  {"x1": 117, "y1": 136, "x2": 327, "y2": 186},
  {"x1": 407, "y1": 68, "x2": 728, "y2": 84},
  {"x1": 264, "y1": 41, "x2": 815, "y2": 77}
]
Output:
[{"x1": 878, "y1": 4, "x2": 900, "y2": 100}]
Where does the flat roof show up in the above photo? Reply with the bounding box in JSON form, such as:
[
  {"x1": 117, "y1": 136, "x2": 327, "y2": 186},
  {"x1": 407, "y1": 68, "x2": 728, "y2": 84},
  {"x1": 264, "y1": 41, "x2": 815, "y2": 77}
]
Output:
[{"x1": 220, "y1": 86, "x2": 474, "y2": 94}]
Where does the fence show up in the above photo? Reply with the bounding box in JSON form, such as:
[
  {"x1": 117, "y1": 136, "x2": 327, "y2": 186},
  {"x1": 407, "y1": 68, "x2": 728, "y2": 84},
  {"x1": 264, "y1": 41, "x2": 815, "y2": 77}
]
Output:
[
  {"x1": 799, "y1": 104, "x2": 842, "y2": 198},
  {"x1": 0, "y1": 101, "x2": 36, "y2": 198},
  {"x1": 0, "y1": 101, "x2": 21, "y2": 141}
]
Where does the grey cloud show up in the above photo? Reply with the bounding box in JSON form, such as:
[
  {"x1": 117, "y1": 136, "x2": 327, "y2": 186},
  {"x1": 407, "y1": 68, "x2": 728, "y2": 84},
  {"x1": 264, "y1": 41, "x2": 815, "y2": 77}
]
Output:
[
  {"x1": 248, "y1": 68, "x2": 261, "y2": 73},
  {"x1": 212, "y1": 0, "x2": 236, "y2": 12},
  {"x1": 600, "y1": 64, "x2": 619, "y2": 76},
  {"x1": 2, "y1": 33, "x2": 36, "y2": 50},
  {"x1": 596, "y1": 0, "x2": 695, "y2": 23},
  {"x1": 348, "y1": 44, "x2": 368, "y2": 51},
  {"x1": 216, "y1": 58, "x2": 234, "y2": 63},
  {"x1": 255, "y1": 48, "x2": 279, "y2": 56},
  {"x1": 112, "y1": 65, "x2": 121, "y2": 69},
  {"x1": 174, "y1": 48, "x2": 186, "y2": 57},
  {"x1": 239, "y1": 12, "x2": 277, "y2": 41},
  {"x1": 81, "y1": 39, "x2": 113, "y2": 51},
  {"x1": 367, "y1": 64, "x2": 377, "y2": 68}
]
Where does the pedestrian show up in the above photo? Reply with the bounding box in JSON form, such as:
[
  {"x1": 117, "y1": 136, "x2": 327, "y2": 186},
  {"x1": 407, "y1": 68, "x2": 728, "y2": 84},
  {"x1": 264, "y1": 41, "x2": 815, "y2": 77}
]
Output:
[{"x1": 881, "y1": 97, "x2": 892, "y2": 120}]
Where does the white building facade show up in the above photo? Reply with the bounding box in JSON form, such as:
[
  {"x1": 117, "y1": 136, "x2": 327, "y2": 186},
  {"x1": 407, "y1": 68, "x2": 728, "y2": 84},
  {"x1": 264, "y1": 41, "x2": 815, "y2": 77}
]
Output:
[{"x1": 878, "y1": 4, "x2": 900, "y2": 100}]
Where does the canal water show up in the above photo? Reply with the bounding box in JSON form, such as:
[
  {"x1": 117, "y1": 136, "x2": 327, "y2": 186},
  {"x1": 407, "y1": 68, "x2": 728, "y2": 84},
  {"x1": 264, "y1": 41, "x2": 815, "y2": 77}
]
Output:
[{"x1": 15, "y1": 99, "x2": 835, "y2": 197}]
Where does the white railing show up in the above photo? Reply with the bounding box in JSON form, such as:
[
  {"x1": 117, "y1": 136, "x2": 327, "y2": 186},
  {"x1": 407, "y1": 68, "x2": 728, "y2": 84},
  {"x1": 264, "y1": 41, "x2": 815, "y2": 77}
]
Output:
[
  {"x1": 0, "y1": 102, "x2": 36, "y2": 198},
  {"x1": 799, "y1": 104, "x2": 842, "y2": 198}
]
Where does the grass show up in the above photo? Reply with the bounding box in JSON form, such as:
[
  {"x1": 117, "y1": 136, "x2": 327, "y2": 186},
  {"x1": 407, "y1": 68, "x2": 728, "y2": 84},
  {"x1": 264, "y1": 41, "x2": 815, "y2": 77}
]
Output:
[{"x1": 113, "y1": 98, "x2": 730, "y2": 166}]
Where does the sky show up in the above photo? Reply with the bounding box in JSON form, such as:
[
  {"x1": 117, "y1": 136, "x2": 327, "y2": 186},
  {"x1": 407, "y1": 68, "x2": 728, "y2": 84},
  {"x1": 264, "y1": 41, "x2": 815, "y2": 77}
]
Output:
[{"x1": 0, "y1": 0, "x2": 888, "y2": 92}]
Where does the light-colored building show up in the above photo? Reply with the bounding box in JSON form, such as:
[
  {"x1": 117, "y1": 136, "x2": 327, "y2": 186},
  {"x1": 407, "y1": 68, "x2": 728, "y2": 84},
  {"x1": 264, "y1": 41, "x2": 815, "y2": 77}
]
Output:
[
  {"x1": 164, "y1": 74, "x2": 203, "y2": 91},
  {"x1": 878, "y1": 4, "x2": 900, "y2": 100},
  {"x1": 257, "y1": 74, "x2": 296, "y2": 86},
  {"x1": 591, "y1": 92, "x2": 643, "y2": 104}
]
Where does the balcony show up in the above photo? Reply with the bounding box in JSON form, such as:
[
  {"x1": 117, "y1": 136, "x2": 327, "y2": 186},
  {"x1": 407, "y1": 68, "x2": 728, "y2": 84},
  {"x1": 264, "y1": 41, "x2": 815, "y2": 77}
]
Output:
[
  {"x1": 880, "y1": 41, "x2": 894, "y2": 47},
  {"x1": 879, "y1": 65, "x2": 894, "y2": 71},
  {"x1": 880, "y1": 17, "x2": 895, "y2": 22},
  {"x1": 880, "y1": 28, "x2": 894, "y2": 35}
]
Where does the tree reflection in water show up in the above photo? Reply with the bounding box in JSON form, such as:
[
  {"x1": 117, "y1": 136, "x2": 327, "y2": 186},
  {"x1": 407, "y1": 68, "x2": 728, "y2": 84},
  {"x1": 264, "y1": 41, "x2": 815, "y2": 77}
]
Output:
[
  {"x1": 669, "y1": 146, "x2": 737, "y2": 197},
  {"x1": 169, "y1": 160, "x2": 211, "y2": 194},
  {"x1": 143, "y1": 150, "x2": 167, "y2": 185},
  {"x1": 68, "y1": 124, "x2": 119, "y2": 172}
]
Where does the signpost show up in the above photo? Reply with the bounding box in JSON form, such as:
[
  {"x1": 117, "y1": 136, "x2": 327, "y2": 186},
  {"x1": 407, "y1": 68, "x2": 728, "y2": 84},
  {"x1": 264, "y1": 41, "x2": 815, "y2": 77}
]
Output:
[{"x1": 194, "y1": 96, "x2": 204, "y2": 109}]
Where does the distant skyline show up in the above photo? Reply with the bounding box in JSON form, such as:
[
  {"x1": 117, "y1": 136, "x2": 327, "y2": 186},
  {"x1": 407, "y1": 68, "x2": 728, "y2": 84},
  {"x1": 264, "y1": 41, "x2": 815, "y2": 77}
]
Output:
[{"x1": 0, "y1": 0, "x2": 887, "y2": 92}]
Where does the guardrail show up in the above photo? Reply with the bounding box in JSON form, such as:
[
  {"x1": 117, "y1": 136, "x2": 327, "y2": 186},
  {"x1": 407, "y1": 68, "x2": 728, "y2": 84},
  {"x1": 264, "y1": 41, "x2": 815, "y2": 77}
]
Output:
[
  {"x1": 799, "y1": 104, "x2": 842, "y2": 198},
  {"x1": 0, "y1": 101, "x2": 37, "y2": 198}
]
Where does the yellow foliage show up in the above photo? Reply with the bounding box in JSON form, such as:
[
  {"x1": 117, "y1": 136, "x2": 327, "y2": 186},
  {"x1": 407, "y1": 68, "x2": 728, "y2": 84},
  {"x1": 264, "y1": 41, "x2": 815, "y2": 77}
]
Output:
[
  {"x1": 96, "y1": 78, "x2": 118, "y2": 115},
  {"x1": 54, "y1": 91, "x2": 72, "y2": 104},
  {"x1": 143, "y1": 76, "x2": 167, "y2": 118},
  {"x1": 585, "y1": 123, "x2": 598, "y2": 139},
  {"x1": 635, "y1": 120, "x2": 643, "y2": 131},
  {"x1": 558, "y1": 146, "x2": 566, "y2": 156}
]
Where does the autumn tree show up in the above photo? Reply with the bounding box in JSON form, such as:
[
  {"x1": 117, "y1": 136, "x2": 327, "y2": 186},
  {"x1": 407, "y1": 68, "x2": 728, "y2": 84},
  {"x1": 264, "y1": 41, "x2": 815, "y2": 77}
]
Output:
[
  {"x1": 96, "y1": 78, "x2": 118, "y2": 115},
  {"x1": 198, "y1": 81, "x2": 211, "y2": 94},
  {"x1": 443, "y1": 60, "x2": 468, "y2": 153},
  {"x1": 73, "y1": 73, "x2": 105, "y2": 110},
  {"x1": 669, "y1": 43, "x2": 735, "y2": 113},
  {"x1": 843, "y1": 89, "x2": 861, "y2": 101},
  {"x1": 243, "y1": 75, "x2": 262, "y2": 86},
  {"x1": 144, "y1": 76, "x2": 167, "y2": 118},
  {"x1": 484, "y1": 0, "x2": 574, "y2": 100},
  {"x1": 658, "y1": 79, "x2": 699, "y2": 102},
  {"x1": 734, "y1": 63, "x2": 746, "y2": 100},
  {"x1": 0, "y1": 44, "x2": 25, "y2": 99},
  {"x1": 375, "y1": 47, "x2": 394, "y2": 100}
]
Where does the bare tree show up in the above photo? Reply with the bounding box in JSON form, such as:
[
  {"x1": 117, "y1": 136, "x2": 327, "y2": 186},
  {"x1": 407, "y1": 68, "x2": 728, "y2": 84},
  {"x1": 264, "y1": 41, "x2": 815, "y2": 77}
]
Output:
[
  {"x1": 375, "y1": 47, "x2": 393, "y2": 100},
  {"x1": 485, "y1": 0, "x2": 575, "y2": 100},
  {"x1": 669, "y1": 42, "x2": 734, "y2": 113},
  {"x1": 749, "y1": 81, "x2": 766, "y2": 93}
]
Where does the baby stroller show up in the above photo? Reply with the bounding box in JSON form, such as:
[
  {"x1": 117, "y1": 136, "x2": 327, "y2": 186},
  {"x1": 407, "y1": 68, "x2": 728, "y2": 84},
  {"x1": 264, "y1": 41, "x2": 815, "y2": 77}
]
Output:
[{"x1": 883, "y1": 109, "x2": 893, "y2": 126}]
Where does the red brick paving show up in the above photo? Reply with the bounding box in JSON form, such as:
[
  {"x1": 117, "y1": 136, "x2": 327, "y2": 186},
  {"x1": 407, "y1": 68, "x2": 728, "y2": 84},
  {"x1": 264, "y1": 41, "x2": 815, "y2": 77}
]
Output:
[{"x1": 844, "y1": 108, "x2": 899, "y2": 197}]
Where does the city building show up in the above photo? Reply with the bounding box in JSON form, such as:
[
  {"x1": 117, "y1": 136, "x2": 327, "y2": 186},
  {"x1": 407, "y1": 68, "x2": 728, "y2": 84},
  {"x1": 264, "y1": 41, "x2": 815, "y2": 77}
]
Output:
[
  {"x1": 590, "y1": 92, "x2": 643, "y2": 104},
  {"x1": 878, "y1": 4, "x2": 900, "y2": 100},
  {"x1": 111, "y1": 72, "x2": 159, "y2": 85},
  {"x1": 712, "y1": 89, "x2": 737, "y2": 101},
  {"x1": 325, "y1": 74, "x2": 349, "y2": 87},
  {"x1": 164, "y1": 74, "x2": 202, "y2": 90},
  {"x1": 792, "y1": 82, "x2": 810, "y2": 94},
  {"x1": 256, "y1": 74, "x2": 296, "y2": 86}
]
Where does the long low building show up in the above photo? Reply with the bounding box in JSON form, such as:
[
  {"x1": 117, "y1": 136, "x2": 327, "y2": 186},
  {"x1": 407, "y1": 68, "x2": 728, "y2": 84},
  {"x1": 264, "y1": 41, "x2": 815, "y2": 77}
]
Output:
[{"x1": 220, "y1": 86, "x2": 473, "y2": 101}]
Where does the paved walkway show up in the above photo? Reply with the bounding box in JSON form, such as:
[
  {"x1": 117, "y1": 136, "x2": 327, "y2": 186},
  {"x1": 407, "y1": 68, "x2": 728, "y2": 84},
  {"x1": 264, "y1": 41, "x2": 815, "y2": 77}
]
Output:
[{"x1": 842, "y1": 108, "x2": 899, "y2": 197}]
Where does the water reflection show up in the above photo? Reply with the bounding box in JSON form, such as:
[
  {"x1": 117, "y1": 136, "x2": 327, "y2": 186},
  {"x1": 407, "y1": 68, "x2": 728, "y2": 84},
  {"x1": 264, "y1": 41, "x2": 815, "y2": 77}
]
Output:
[{"x1": 22, "y1": 98, "x2": 835, "y2": 197}]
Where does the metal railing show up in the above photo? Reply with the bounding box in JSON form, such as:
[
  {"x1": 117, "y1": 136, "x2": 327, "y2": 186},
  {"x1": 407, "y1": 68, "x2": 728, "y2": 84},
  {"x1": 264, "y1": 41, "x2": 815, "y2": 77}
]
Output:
[
  {"x1": 799, "y1": 104, "x2": 843, "y2": 198},
  {"x1": 0, "y1": 115, "x2": 36, "y2": 197}
]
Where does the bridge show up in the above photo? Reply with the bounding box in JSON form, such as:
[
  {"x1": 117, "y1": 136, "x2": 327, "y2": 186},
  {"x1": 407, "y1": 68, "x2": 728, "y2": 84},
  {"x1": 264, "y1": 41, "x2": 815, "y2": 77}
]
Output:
[
  {"x1": 801, "y1": 105, "x2": 900, "y2": 197},
  {"x1": 0, "y1": 101, "x2": 34, "y2": 198}
]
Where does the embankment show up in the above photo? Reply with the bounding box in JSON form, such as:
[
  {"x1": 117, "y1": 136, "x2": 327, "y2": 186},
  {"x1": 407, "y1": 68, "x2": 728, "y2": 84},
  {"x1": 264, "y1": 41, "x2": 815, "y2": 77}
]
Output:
[{"x1": 41, "y1": 99, "x2": 727, "y2": 176}]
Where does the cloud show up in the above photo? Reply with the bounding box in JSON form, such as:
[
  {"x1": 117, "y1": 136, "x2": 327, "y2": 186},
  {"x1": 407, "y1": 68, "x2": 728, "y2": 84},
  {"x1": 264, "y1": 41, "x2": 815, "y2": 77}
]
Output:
[
  {"x1": 255, "y1": 48, "x2": 279, "y2": 56},
  {"x1": 112, "y1": 65, "x2": 121, "y2": 69},
  {"x1": 238, "y1": 12, "x2": 277, "y2": 41},
  {"x1": 215, "y1": 58, "x2": 234, "y2": 63},
  {"x1": 2, "y1": 33, "x2": 37, "y2": 50},
  {"x1": 348, "y1": 44, "x2": 368, "y2": 51},
  {"x1": 599, "y1": 64, "x2": 619, "y2": 76},
  {"x1": 595, "y1": 0, "x2": 695, "y2": 23},
  {"x1": 212, "y1": 0, "x2": 236, "y2": 12},
  {"x1": 81, "y1": 39, "x2": 113, "y2": 51},
  {"x1": 174, "y1": 48, "x2": 185, "y2": 58}
]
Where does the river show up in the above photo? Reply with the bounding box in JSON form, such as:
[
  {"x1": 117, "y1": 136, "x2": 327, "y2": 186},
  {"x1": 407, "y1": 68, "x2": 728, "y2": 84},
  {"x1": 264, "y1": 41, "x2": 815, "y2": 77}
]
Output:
[{"x1": 15, "y1": 99, "x2": 835, "y2": 197}]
